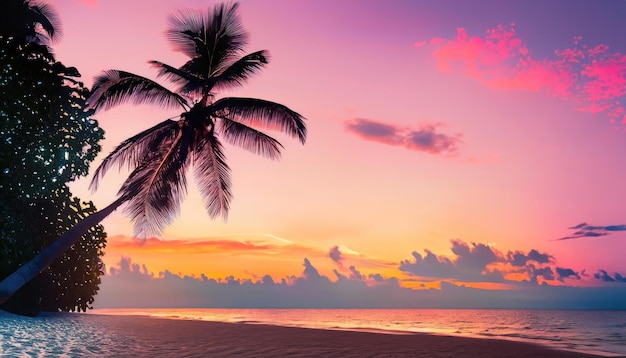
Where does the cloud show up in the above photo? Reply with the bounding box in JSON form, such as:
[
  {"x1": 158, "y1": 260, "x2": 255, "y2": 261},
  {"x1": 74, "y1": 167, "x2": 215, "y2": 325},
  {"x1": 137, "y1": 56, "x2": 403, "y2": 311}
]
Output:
[
  {"x1": 105, "y1": 234, "x2": 328, "y2": 259},
  {"x1": 451, "y1": 239, "x2": 499, "y2": 272},
  {"x1": 107, "y1": 235, "x2": 273, "y2": 254},
  {"x1": 399, "y1": 239, "x2": 503, "y2": 282},
  {"x1": 508, "y1": 249, "x2": 553, "y2": 267},
  {"x1": 344, "y1": 118, "x2": 462, "y2": 156},
  {"x1": 95, "y1": 256, "x2": 626, "y2": 309},
  {"x1": 349, "y1": 266, "x2": 364, "y2": 281},
  {"x1": 399, "y1": 240, "x2": 581, "y2": 286},
  {"x1": 556, "y1": 267, "x2": 581, "y2": 282},
  {"x1": 529, "y1": 265, "x2": 554, "y2": 282},
  {"x1": 109, "y1": 256, "x2": 152, "y2": 277},
  {"x1": 418, "y1": 24, "x2": 626, "y2": 124},
  {"x1": 303, "y1": 258, "x2": 325, "y2": 280},
  {"x1": 594, "y1": 270, "x2": 626, "y2": 283},
  {"x1": 556, "y1": 223, "x2": 626, "y2": 241},
  {"x1": 328, "y1": 246, "x2": 343, "y2": 263}
]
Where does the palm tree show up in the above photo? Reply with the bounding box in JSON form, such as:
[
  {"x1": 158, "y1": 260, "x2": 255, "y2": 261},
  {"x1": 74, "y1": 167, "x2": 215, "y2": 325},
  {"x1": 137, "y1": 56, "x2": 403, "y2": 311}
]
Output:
[
  {"x1": 0, "y1": 2, "x2": 306, "y2": 306},
  {"x1": 0, "y1": 0, "x2": 60, "y2": 44}
]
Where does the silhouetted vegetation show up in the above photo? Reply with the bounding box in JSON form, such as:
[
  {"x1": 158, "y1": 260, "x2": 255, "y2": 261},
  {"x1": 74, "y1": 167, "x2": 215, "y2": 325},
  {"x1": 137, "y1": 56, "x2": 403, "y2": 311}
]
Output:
[
  {"x1": 87, "y1": 2, "x2": 307, "y2": 237},
  {"x1": 0, "y1": 0, "x2": 60, "y2": 45},
  {"x1": 0, "y1": 2, "x2": 306, "y2": 307},
  {"x1": 0, "y1": 1, "x2": 106, "y2": 316},
  {"x1": 0, "y1": 189, "x2": 106, "y2": 315}
]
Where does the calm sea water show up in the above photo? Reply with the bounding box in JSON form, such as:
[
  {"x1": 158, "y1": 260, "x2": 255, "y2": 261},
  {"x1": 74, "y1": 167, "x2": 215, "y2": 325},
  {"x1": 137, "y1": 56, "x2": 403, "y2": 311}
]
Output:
[
  {"x1": 1, "y1": 308, "x2": 625, "y2": 357},
  {"x1": 91, "y1": 308, "x2": 626, "y2": 357}
]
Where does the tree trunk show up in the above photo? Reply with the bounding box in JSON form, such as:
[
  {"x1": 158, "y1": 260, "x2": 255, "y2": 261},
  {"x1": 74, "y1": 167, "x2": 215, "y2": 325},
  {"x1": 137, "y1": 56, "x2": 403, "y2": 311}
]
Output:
[{"x1": 0, "y1": 196, "x2": 126, "y2": 306}]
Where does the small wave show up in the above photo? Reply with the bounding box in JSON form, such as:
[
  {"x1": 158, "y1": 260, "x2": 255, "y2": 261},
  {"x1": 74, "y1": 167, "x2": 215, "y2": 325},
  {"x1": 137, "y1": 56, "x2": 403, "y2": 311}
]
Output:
[
  {"x1": 501, "y1": 333, "x2": 564, "y2": 342},
  {"x1": 234, "y1": 320, "x2": 265, "y2": 324}
]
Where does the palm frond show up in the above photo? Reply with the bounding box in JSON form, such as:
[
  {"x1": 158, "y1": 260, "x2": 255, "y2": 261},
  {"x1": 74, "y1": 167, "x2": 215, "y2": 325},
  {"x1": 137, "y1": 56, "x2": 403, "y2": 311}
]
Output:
[
  {"x1": 212, "y1": 50, "x2": 269, "y2": 91},
  {"x1": 31, "y1": 3, "x2": 60, "y2": 42},
  {"x1": 149, "y1": 60, "x2": 199, "y2": 85},
  {"x1": 166, "y1": 3, "x2": 247, "y2": 77},
  {"x1": 87, "y1": 70, "x2": 188, "y2": 111},
  {"x1": 178, "y1": 57, "x2": 212, "y2": 93},
  {"x1": 192, "y1": 135, "x2": 232, "y2": 220},
  {"x1": 212, "y1": 97, "x2": 307, "y2": 144},
  {"x1": 149, "y1": 60, "x2": 205, "y2": 95},
  {"x1": 89, "y1": 119, "x2": 179, "y2": 191},
  {"x1": 165, "y1": 8, "x2": 206, "y2": 58},
  {"x1": 118, "y1": 128, "x2": 192, "y2": 237},
  {"x1": 218, "y1": 117, "x2": 283, "y2": 160}
]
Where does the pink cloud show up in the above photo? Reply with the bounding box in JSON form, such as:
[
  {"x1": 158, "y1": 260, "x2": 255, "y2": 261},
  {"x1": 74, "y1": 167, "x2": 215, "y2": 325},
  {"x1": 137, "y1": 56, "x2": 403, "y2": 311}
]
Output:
[
  {"x1": 420, "y1": 24, "x2": 626, "y2": 124},
  {"x1": 345, "y1": 118, "x2": 462, "y2": 156}
]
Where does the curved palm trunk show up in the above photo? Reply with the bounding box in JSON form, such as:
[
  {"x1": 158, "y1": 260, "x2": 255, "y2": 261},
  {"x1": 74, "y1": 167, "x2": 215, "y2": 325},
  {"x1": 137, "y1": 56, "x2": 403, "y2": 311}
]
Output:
[{"x1": 0, "y1": 196, "x2": 127, "y2": 306}]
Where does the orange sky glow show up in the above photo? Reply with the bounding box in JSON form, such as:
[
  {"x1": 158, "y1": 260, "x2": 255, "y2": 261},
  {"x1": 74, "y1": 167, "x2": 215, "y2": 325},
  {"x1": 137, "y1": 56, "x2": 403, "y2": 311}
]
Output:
[{"x1": 44, "y1": 0, "x2": 626, "y2": 307}]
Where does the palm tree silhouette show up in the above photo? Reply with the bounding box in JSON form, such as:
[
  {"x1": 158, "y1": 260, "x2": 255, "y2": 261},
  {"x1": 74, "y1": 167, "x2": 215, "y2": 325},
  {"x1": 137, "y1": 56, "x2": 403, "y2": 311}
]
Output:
[
  {"x1": 0, "y1": 2, "x2": 307, "y2": 305},
  {"x1": 0, "y1": 0, "x2": 60, "y2": 44}
]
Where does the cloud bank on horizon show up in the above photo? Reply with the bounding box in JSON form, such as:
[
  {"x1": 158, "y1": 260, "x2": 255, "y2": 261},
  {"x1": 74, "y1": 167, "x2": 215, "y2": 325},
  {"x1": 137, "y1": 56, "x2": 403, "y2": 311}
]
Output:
[
  {"x1": 96, "y1": 253, "x2": 626, "y2": 309},
  {"x1": 96, "y1": 237, "x2": 626, "y2": 309}
]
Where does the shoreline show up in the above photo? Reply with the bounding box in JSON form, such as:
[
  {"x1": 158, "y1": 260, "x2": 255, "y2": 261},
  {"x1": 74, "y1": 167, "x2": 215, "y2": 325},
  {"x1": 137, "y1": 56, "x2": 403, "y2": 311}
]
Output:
[
  {"x1": 87, "y1": 309, "x2": 626, "y2": 357},
  {"x1": 79, "y1": 313, "x2": 610, "y2": 357},
  {"x1": 1, "y1": 310, "x2": 618, "y2": 357}
]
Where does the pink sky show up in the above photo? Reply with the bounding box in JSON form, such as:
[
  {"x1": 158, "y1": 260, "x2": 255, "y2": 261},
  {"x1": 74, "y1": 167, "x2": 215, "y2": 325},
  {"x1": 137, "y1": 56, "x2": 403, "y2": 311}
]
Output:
[{"x1": 48, "y1": 0, "x2": 626, "y2": 307}]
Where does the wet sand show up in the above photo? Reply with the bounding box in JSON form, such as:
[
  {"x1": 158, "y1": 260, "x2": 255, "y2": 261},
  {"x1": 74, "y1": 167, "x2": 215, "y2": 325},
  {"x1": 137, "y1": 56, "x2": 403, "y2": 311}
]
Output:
[
  {"x1": 0, "y1": 310, "x2": 610, "y2": 357},
  {"x1": 83, "y1": 314, "x2": 603, "y2": 357}
]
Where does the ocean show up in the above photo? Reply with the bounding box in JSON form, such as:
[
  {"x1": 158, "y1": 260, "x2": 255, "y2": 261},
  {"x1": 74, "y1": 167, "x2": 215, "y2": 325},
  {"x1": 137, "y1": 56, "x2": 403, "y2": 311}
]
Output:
[
  {"x1": 93, "y1": 308, "x2": 626, "y2": 357},
  {"x1": 1, "y1": 308, "x2": 625, "y2": 357}
]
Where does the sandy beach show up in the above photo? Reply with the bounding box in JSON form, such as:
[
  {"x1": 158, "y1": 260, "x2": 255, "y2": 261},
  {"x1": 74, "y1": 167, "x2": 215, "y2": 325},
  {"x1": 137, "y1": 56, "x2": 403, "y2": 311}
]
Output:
[
  {"x1": 1, "y1": 311, "x2": 607, "y2": 357},
  {"x1": 92, "y1": 316, "x2": 604, "y2": 358}
]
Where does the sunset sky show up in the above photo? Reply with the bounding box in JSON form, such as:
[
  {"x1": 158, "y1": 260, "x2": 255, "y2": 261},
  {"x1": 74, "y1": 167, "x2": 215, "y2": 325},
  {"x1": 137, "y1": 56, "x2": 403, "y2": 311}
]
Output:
[{"x1": 50, "y1": 0, "x2": 626, "y2": 308}]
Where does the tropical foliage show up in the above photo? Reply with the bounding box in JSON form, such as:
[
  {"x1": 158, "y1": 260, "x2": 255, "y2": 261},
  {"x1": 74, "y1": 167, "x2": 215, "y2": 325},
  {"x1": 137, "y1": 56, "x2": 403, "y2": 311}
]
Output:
[
  {"x1": 0, "y1": 189, "x2": 106, "y2": 315},
  {"x1": 0, "y1": 2, "x2": 306, "y2": 307},
  {"x1": 0, "y1": 1, "x2": 106, "y2": 315},
  {"x1": 0, "y1": 37, "x2": 102, "y2": 198},
  {"x1": 87, "y1": 2, "x2": 307, "y2": 237},
  {"x1": 0, "y1": 0, "x2": 60, "y2": 45}
]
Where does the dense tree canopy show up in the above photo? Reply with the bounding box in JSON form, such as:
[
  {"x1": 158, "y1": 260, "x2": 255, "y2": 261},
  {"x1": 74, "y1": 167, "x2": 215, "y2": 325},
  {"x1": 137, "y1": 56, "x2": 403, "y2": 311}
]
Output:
[
  {"x1": 0, "y1": 37, "x2": 102, "y2": 199},
  {"x1": 0, "y1": 35, "x2": 106, "y2": 315},
  {"x1": 0, "y1": 188, "x2": 107, "y2": 314},
  {"x1": 0, "y1": 0, "x2": 61, "y2": 45}
]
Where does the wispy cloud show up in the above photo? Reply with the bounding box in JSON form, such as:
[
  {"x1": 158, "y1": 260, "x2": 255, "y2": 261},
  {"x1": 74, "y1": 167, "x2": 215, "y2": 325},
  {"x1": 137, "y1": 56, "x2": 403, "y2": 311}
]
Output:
[
  {"x1": 594, "y1": 269, "x2": 626, "y2": 283},
  {"x1": 344, "y1": 118, "x2": 462, "y2": 156},
  {"x1": 107, "y1": 235, "x2": 274, "y2": 254},
  {"x1": 556, "y1": 223, "x2": 626, "y2": 241},
  {"x1": 416, "y1": 24, "x2": 626, "y2": 124},
  {"x1": 105, "y1": 234, "x2": 325, "y2": 258}
]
